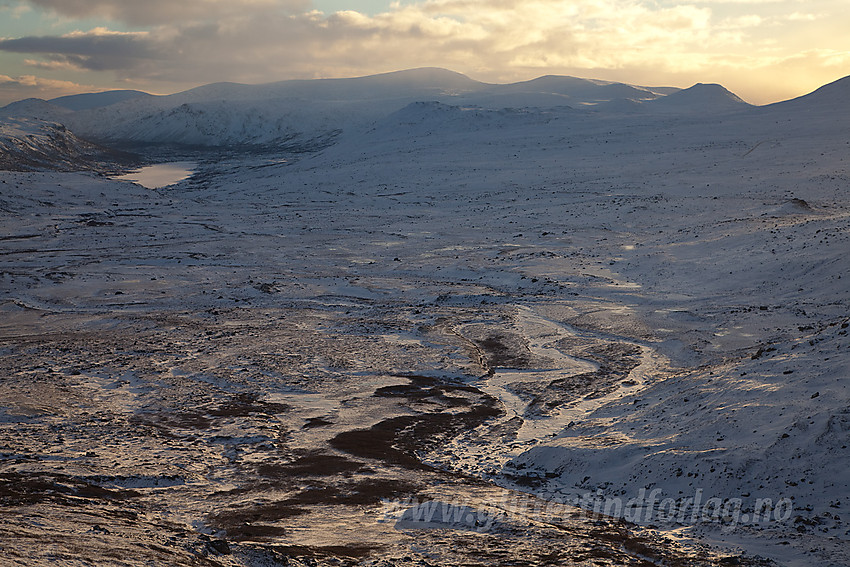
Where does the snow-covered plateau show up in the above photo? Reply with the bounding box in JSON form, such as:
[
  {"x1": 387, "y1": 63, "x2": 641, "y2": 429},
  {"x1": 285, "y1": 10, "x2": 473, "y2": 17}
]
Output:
[{"x1": 1, "y1": 68, "x2": 848, "y2": 566}]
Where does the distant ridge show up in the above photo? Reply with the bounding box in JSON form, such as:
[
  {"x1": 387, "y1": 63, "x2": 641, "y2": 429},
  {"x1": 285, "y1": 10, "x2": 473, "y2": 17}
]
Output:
[
  {"x1": 494, "y1": 75, "x2": 661, "y2": 102},
  {"x1": 176, "y1": 67, "x2": 484, "y2": 103},
  {"x1": 646, "y1": 82, "x2": 750, "y2": 112},
  {"x1": 49, "y1": 90, "x2": 153, "y2": 111}
]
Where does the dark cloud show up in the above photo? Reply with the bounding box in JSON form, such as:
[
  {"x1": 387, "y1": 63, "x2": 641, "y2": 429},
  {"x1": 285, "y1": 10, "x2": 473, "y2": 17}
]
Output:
[
  {"x1": 21, "y1": 0, "x2": 310, "y2": 27},
  {"x1": 0, "y1": 4, "x2": 707, "y2": 87},
  {"x1": 0, "y1": 30, "x2": 160, "y2": 71},
  {"x1": 0, "y1": 33, "x2": 156, "y2": 58}
]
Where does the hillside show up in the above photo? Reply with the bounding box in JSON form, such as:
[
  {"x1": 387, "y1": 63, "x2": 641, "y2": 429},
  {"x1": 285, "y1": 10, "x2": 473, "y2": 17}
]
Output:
[{"x1": 0, "y1": 117, "x2": 132, "y2": 171}]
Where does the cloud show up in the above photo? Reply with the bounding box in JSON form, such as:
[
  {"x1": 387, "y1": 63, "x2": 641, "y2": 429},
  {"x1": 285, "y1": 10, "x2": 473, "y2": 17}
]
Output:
[
  {"x1": 20, "y1": 0, "x2": 310, "y2": 27},
  {"x1": 0, "y1": 0, "x2": 739, "y2": 80},
  {"x1": 34, "y1": 0, "x2": 720, "y2": 82},
  {"x1": 23, "y1": 58, "x2": 79, "y2": 70},
  {"x1": 0, "y1": 73, "x2": 95, "y2": 103},
  {"x1": 1, "y1": 29, "x2": 153, "y2": 58},
  {"x1": 0, "y1": 2, "x2": 33, "y2": 19},
  {"x1": 784, "y1": 12, "x2": 817, "y2": 21},
  {"x1": 0, "y1": 28, "x2": 158, "y2": 72},
  {"x1": 0, "y1": 73, "x2": 77, "y2": 88},
  {"x1": 0, "y1": 0, "x2": 846, "y2": 105},
  {"x1": 720, "y1": 14, "x2": 764, "y2": 28}
]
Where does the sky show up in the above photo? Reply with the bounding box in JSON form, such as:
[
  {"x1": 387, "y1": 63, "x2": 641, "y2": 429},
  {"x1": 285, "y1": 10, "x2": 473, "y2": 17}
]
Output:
[{"x1": 0, "y1": 0, "x2": 848, "y2": 106}]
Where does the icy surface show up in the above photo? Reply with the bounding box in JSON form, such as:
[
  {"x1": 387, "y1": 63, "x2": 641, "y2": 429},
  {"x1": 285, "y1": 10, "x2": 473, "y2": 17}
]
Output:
[{"x1": 112, "y1": 161, "x2": 197, "y2": 189}]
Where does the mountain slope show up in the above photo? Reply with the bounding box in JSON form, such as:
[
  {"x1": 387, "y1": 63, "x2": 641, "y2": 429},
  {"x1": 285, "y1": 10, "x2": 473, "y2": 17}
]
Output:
[
  {"x1": 765, "y1": 74, "x2": 850, "y2": 111},
  {"x1": 0, "y1": 117, "x2": 132, "y2": 171}
]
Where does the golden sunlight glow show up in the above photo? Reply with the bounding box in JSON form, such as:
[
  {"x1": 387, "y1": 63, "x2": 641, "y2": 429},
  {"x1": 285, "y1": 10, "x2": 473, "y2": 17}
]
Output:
[{"x1": 0, "y1": 0, "x2": 847, "y2": 104}]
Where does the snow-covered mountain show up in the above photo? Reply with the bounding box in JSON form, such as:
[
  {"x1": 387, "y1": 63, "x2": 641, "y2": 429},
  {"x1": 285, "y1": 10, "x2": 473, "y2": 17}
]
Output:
[{"x1": 0, "y1": 67, "x2": 758, "y2": 155}]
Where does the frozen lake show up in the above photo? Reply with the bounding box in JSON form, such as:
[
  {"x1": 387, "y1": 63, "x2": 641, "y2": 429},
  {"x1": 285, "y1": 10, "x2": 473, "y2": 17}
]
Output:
[{"x1": 112, "y1": 161, "x2": 196, "y2": 188}]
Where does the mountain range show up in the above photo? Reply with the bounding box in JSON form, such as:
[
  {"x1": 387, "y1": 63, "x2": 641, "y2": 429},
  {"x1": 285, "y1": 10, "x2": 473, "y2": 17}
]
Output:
[
  {"x1": 0, "y1": 68, "x2": 759, "y2": 166},
  {"x1": 0, "y1": 67, "x2": 846, "y2": 170}
]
